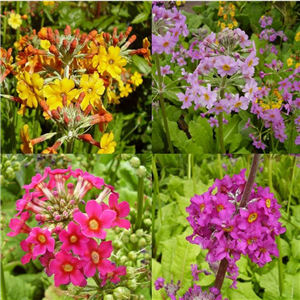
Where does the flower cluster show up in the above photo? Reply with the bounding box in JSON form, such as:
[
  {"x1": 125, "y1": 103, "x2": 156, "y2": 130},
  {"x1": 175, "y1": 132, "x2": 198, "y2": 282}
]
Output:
[
  {"x1": 1, "y1": 24, "x2": 150, "y2": 153},
  {"x1": 7, "y1": 167, "x2": 131, "y2": 288},
  {"x1": 186, "y1": 169, "x2": 285, "y2": 288},
  {"x1": 176, "y1": 28, "x2": 258, "y2": 117},
  {"x1": 217, "y1": 2, "x2": 238, "y2": 30}
]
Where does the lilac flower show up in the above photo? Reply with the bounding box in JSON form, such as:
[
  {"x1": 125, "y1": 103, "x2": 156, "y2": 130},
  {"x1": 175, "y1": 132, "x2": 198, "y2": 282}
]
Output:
[
  {"x1": 295, "y1": 136, "x2": 300, "y2": 145},
  {"x1": 208, "y1": 117, "x2": 219, "y2": 127},
  {"x1": 154, "y1": 277, "x2": 165, "y2": 290},
  {"x1": 214, "y1": 56, "x2": 239, "y2": 77},
  {"x1": 253, "y1": 140, "x2": 266, "y2": 150},
  {"x1": 153, "y1": 32, "x2": 177, "y2": 55},
  {"x1": 160, "y1": 65, "x2": 173, "y2": 76},
  {"x1": 177, "y1": 91, "x2": 193, "y2": 109},
  {"x1": 241, "y1": 51, "x2": 259, "y2": 77},
  {"x1": 198, "y1": 84, "x2": 218, "y2": 109}
]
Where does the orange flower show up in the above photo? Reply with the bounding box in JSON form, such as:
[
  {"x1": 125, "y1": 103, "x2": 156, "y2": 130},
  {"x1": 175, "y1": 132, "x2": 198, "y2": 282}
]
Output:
[{"x1": 20, "y1": 124, "x2": 33, "y2": 154}]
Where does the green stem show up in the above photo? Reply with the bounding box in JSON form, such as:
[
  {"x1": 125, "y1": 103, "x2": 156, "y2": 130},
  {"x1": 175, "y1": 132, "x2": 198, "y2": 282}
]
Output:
[
  {"x1": 152, "y1": 155, "x2": 157, "y2": 257},
  {"x1": 8, "y1": 101, "x2": 16, "y2": 154},
  {"x1": 268, "y1": 155, "x2": 284, "y2": 296},
  {"x1": 66, "y1": 139, "x2": 74, "y2": 153},
  {"x1": 33, "y1": 109, "x2": 40, "y2": 153},
  {"x1": 41, "y1": 15, "x2": 45, "y2": 28},
  {"x1": 2, "y1": 12, "x2": 7, "y2": 45},
  {"x1": 287, "y1": 156, "x2": 296, "y2": 218},
  {"x1": 92, "y1": 274, "x2": 101, "y2": 288},
  {"x1": 1, "y1": 260, "x2": 7, "y2": 300},
  {"x1": 154, "y1": 53, "x2": 174, "y2": 154},
  {"x1": 187, "y1": 154, "x2": 192, "y2": 179},
  {"x1": 16, "y1": 1, "x2": 20, "y2": 42},
  {"x1": 217, "y1": 154, "x2": 223, "y2": 178},
  {"x1": 152, "y1": 155, "x2": 162, "y2": 225},
  {"x1": 218, "y1": 113, "x2": 225, "y2": 154},
  {"x1": 191, "y1": 154, "x2": 196, "y2": 194},
  {"x1": 135, "y1": 176, "x2": 144, "y2": 230}
]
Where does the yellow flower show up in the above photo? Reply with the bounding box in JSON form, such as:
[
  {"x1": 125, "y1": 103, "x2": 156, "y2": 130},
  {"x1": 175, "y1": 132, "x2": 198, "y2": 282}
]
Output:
[
  {"x1": 17, "y1": 72, "x2": 44, "y2": 108},
  {"x1": 287, "y1": 58, "x2": 294, "y2": 67},
  {"x1": 176, "y1": 1, "x2": 185, "y2": 6},
  {"x1": 296, "y1": 63, "x2": 300, "y2": 69},
  {"x1": 120, "y1": 84, "x2": 133, "y2": 98},
  {"x1": 93, "y1": 46, "x2": 127, "y2": 79},
  {"x1": 98, "y1": 132, "x2": 117, "y2": 154},
  {"x1": 131, "y1": 71, "x2": 143, "y2": 87},
  {"x1": 228, "y1": 23, "x2": 233, "y2": 29},
  {"x1": 40, "y1": 40, "x2": 51, "y2": 50},
  {"x1": 107, "y1": 88, "x2": 120, "y2": 104},
  {"x1": 43, "y1": 78, "x2": 78, "y2": 110},
  {"x1": 79, "y1": 72, "x2": 105, "y2": 110},
  {"x1": 233, "y1": 20, "x2": 238, "y2": 27},
  {"x1": 8, "y1": 13, "x2": 22, "y2": 30},
  {"x1": 43, "y1": 1, "x2": 55, "y2": 6},
  {"x1": 295, "y1": 32, "x2": 300, "y2": 42},
  {"x1": 221, "y1": 23, "x2": 226, "y2": 30},
  {"x1": 20, "y1": 124, "x2": 33, "y2": 154}
]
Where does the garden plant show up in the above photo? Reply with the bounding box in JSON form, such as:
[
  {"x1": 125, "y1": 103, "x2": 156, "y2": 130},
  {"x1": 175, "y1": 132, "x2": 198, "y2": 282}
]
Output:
[
  {"x1": 152, "y1": 1, "x2": 300, "y2": 153},
  {"x1": 153, "y1": 154, "x2": 300, "y2": 300},
  {"x1": 1, "y1": 154, "x2": 152, "y2": 300},
  {"x1": 1, "y1": 1, "x2": 152, "y2": 154}
]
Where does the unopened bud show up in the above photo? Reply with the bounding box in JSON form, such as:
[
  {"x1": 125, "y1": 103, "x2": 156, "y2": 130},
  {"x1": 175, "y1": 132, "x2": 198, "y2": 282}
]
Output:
[
  {"x1": 136, "y1": 166, "x2": 147, "y2": 178},
  {"x1": 129, "y1": 157, "x2": 140, "y2": 169}
]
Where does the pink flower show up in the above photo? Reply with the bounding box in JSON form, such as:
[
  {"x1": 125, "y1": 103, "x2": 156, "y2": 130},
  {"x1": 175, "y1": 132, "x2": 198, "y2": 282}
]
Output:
[
  {"x1": 177, "y1": 91, "x2": 192, "y2": 109},
  {"x1": 25, "y1": 227, "x2": 55, "y2": 257},
  {"x1": 49, "y1": 251, "x2": 87, "y2": 287},
  {"x1": 100, "y1": 265, "x2": 127, "y2": 286},
  {"x1": 20, "y1": 239, "x2": 36, "y2": 264},
  {"x1": 198, "y1": 84, "x2": 218, "y2": 109},
  {"x1": 73, "y1": 200, "x2": 116, "y2": 239},
  {"x1": 102, "y1": 194, "x2": 130, "y2": 229},
  {"x1": 241, "y1": 52, "x2": 259, "y2": 77},
  {"x1": 7, "y1": 211, "x2": 31, "y2": 236},
  {"x1": 153, "y1": 32, "x2": 177, "y2": 54},
  {"x1": 82, "y1": 239, "x2": 114, "y2": 277},
  {"x1": 39, "y1": 251, "x2": 55, "y2": 276},
  {"x1": 59, "y1": 221, "x2": 90, "y2": 255}
]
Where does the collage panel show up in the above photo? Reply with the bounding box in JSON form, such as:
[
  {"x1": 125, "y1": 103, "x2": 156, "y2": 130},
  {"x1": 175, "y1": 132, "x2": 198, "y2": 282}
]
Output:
[
  {"x1": 152, "y1": 1, "x2": 300, "y2": 154},
  {"x1": 1, "y1": 1, "x2": 151, "y2": 154},
  {"x1": 1, "y1": 154, "x2": 151, "y2": 299},
  {"x1": 152, "y1": 154, "x2": 300, "y2": 300}
]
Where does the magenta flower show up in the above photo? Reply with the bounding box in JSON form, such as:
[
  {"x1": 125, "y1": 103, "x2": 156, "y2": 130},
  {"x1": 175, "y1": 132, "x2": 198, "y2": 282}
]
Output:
[
  {"x1": 39, "y1": 251, "x2": 55, "y2": 276},
  {"x1": 100, "y1": 265, "x2": 126, "y2": 286},
  {"x1": 7, "y1": 211, "x2": 31, "y2": 236},
  {"x1": 49, "y1": 251, "x2": 87, "y2": 287},
  {"x1": 25, "y1": 227, "x2": 55, "y2": 257},
  {"x1": 59, "y1": 221, "x2": 90, "y2": 255},
  {"x1": 82, "y1": 239, "x2": 114, "y2": 277},
  {"x1": 105, "y1": 194, "x2": 131, "y2": 229},
  {"x1": 20, "y1": 239, "x2": 36, "y2": 264},
  {"x1": 74, "y1": 200, "x2": 116, "y2": 239},
  {"x1": 214, "y1": 56, "x2": 239, "y2": 77}
]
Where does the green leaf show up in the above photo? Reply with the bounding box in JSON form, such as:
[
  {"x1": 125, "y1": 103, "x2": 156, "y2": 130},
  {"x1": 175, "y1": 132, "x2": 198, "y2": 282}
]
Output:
[
  {"x1": 132, "y1": 55, "x2": 151, "y2": 76},
  {"x1": 229, "y1": 133, "x2": 243, "y2": 153},
  {"x1": 227, "y1": 282, "x2": 262, "y2": 300},
  {"x1": 282, "y1": 273, "x2": 300, "y2": 300},
  {"x1": 168, "y1": 120, "x2": 189, "y2": 152},
  {"x1": 260, "y1": 267, "x2": 280, "y2": 300},
  {"x1": 42, "y1": 285, "x2": 74, "y2": 300},
  {"x1": 152, "y1": 259, "x2": 163, "y2": 300},
  {"x1": 291, "y1": 238, "x2": 300, "y2": 259},
  {"x1": 224, "y1": 114, "x2": 241, "y2": 146},
  {"x1": 131, "y1": 12, "x2": 149, "y2": 24}
]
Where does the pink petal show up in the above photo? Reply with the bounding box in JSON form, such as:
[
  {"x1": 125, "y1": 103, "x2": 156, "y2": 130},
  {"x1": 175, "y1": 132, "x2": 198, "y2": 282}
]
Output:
[
  {"x1": 73, "y1": 212, "x2": 88, "y2": 229},
  {"x1": 21, "y1": 253, "x2": 32, "y2": 264},
  {"x1": 83, "y1": 260, "x2": 96, "y2": 277},
  {"x1": 117, "y1": 201, "x2": 130, "y2": 217},
  {"x1": 70, "y1": 269, "x2": 87, "y2": 286},
  {"x1": 54, "y1": 272, "x2": 70, "y2": 287},
  {"x1": 113, "y1": 218, "x2": 131, "y2": 229},
  {"x1": 97, "y1": 259, "x2": 115, "y2": 275},
  {"x1": 98, "y1": 241, "x2": 113, "y2": 258},
  {"x1": 99, "y1": 210, "x2": 117, "y2": 228},
  {"x1": 86, "y1": 200, "x2": 103, "y2": 218},
  {"x1": 109, "y1": 193, "x2": 118, "y2": 208}
]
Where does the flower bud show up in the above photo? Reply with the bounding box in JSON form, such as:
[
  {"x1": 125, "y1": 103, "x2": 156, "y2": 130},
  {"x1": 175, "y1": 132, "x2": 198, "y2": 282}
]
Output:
[
  {"x1": 103, "y1": 295, "x2": 114, "y2": 300},
  {"x1": 126, "y1": 279, "x2": 137, "y2": 291},
  {"x1": 6, "y1": 167, "x2": 14, "y2": 175},
  {"x1": 138, "y1": 238, "x2": 147, "y2": 248},
  {"x1": 143, "y1": 218, "x2": 152, "y2": 227},
  {"x1": 4, "y1": 161, "x2": 11, "y2": 167},
  {"x1": 129, "y1": 157, "x2": 140, "y2": 169},
  {"x1": 136, "y1": 229, "x2": 144, "y2": 237},
  {"x1": 13, "y1": 162, "x2": 21, "y2": 171},
  {"x1": 112, "y1": 240, "x2": 123, "y2": 249},
  {"x1": 136, "y1": 166, "x2": 147, "y2": 178},
  {"x1": 126, "y1": 267, "x2": 135, "y2": 279},
  {"x1": 119, "y1": 255, "x2": 128, "y2": 265},
  {"x1": 121, "y1": 154, "x2": 131, "y2": 161},
  {"x1": 130, "y1": 234, "x2": 138, "y2": 244},
  {"x1": 113, "y1": 287, "x2": 131, "y2": 300},
  {"x1": 128, "y1": 251, "x2": 137, "y2": 261}
]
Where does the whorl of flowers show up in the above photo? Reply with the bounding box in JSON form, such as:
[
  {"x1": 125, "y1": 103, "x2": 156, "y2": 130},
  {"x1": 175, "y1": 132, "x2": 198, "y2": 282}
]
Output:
[
  {"x1": 186, "y1": 169, "x2": 285, "y2": 288},
  {"x1": 7, "y1": 167, "x2": 130, "y2": 287}
]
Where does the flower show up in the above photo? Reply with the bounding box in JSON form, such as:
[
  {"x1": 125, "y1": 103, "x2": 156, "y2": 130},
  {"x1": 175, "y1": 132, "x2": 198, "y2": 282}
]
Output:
[
  {"x1": 7, "y1": 211, "x2": 31, "y2": 237},
  {"x1": 155, "y1": 277, "x2": 165, "y2": 290},
  {"x1": 40, "y1": 40, "x2": 51, "y2": 51},
  {"x1": 93, "y1": 46, "x2": 127, "y2": 79},
  {"x1": 25, "y1": 227, "x2": 55, "y2": 257},
  {"x1": 120, "y1": 83, "x2": 133, "y2": 98},
  {"x1": 8, "y1": 12, "x2": 22, "y2": 30},
  {"x1": 79, "y1": 72, "x2": 105, "y2": 110},
  {"x1": 43, "y1": 1, "x2": 55, "y2": 5},
  {"x1": 73, "y1": 200, "x2": 116, "y2": 239},
  {"x1": 17, "y1": 72, "x2": 44, "y2": 108},
  {"x1": 58, "y1": 221, "x2": 90, "y2": 255},
  {"x1": 43, "y1": 78, "x2": 78, "y2": 110},
  {"x1": 98, "y1": 132, "x2": 117, "y2": 154},
  {"x1": 82, "y1": 239, "x2": 114, "y2": 277},
  {"x1": 214, "y1": 56, "x2": 239, "y2": 77},
  {"x1": 49, "y1": 250, "x2": 87, "y2": 287},
  {"x1": 100, "y1": 265, "x2": 126, "y2": 286},
  {"x1": 131, "y1": 71, "x2": 143, "y2": 86},
  {"x1": 20, "y1": 124, "x2": 33, "y2": 154},
  {"x1": 20, "y1": 239, "x2": 36, "y2": 264}
]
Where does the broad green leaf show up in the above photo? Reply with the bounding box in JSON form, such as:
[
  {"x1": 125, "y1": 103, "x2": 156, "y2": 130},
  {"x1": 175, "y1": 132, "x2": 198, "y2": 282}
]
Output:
[
  {"x1": 131, "y1": 12, "x2": 149, "y2": 24},
  {"x1": 229, "y1": 133, "x2": 242, "y2": 153},
  {"x1": 184, "y1": 139, "x2": 204, "y2": 154},
  {"x1": 168, "y1": 120, "x2": 189, "y2": 152},
  {"x1": 132, "y1": 55, "x2": 151, "y2": 75},
  {"x1": 174, "y1": 191, "x2": 190, "y2": 218},
  {"x1": 227, "y1": 282, "x2": 262, "y2": 300},
  {"x1": 260, "y1": 267, "x2": 280, "y2": 300},
  {"x1": 283, "y1": 273, "x2": 300, "y2": 300},
  {"x1": 42, "y1": 285, "x2": 74, "y2": 300},
  {"x1": 224, "y1": 114, "x2": 241, "y2": 146},
  {"x1": 291, "y1": 238, "x2": 300, "y2": 259},
  {"x1": 152, "y1": 259, "x2": 163, "y2": 300}
]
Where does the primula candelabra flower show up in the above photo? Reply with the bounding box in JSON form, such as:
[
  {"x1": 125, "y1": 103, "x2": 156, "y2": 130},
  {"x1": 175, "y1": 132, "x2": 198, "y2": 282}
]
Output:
[
  {"x1": 1, "y1": 23, "x2": 149, "y2": 153},
  {"x1": 7, "y1": 167, "x2": 131, "y2": 289},
  {"x1": 186, "y1": 169, "x2": 285, "y2": 288}
]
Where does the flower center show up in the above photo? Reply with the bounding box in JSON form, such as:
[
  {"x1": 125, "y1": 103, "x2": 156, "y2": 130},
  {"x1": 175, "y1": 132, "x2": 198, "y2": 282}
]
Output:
[
  {"x1": 216, "y1": 204, "x2": 224, "y2": 212},
  {"x1": 163, "y1": 41, "x2": 169, "y2": 47},
  {"x1": 109, "y1": 59, "x2": 114, "y2": 65},
  {"x1": 70, "y1": 235, "x2": 77, "y2": 243},
  {"x1": 204, "y1": 93, "x2": 210, "y2": 101},
  {"x1": 89, "y1": 219, "x2": 99, "y2": 230},
  {"x1": 222, "y1": 64, "x2": 231, "y2": 71},
  {"x1": 38, "y1": 234, "x2": 46, "y2": 244},
  {"x1": 234, "y1": 101, "x2": 242, "y2": 107},
  {"x1": 91, "y1": 251, "x2": 100, "y2": 264},
  {"x1": 266, "y1": 198, "x2": 271, "y2": 208},
  {"x1": 223, "y1": 225, "x2": 233, "y2": 232},
  {"x1": 199, "y1": 204, "x2": 205, "y2": 212},
  {"x1": 247, "y1": 237, "x2": 257, "y2": 245},
  {"x1": 259, "y1": 247, "x2": 267, "y2": 254},
  {"x1": 248, "y1": 59, "x2": 253, "y2": 67},
  {"x1": 184, "y1": 96, "x2": 188, "y2": 102},
  {"x1": 87, "y1": 88, "x2": 93, "y2": 94},
  {"x1": 62, "y1": 264, "x2": 73, "y2": 272},
  {"x1": 248, "y1": 213, "x2": 258, "y2": 223}
]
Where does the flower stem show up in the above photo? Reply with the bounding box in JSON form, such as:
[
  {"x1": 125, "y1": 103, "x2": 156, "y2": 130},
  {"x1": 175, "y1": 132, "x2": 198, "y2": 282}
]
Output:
[
  {"x1": 191, "y1": 154, "x2": 196, "y2": 194},
  {"x1": 2, "y1": 11, "x2": 7, "y2": 45},
  {"x1": 287, "y1": 156, "x2": 296, "y2": 218},
  {"x1": 154, "y1": 53, "x2": 174, "y2": 154},
  {"x1": 92, "y1": 274, "x2": 102, "y2": 288},
  {"x1": 66, "y1": 139, "x2": 74, "y2": 153},
  {"x1": 1, "y1": 260, "x2": 7, "y2": 300},
  {"x1": 268, "y1": 155, "x2": 284, "y2": 296},
  {"x1": 217, "y1": 154, "x2": 223, "y2": 178},
  {"x1": 135, "y1": 176, "x2": 144, "y2": 230},
  {"x1": 16, "y1": 1, "x2": 20, "y2": 42},
  {"x1": 152, "y1": 154, "x2": 162, "y2": 225},
  {"x1": 215, "y1": 154, "x2": 261, "y2": 291},
  {"x1": 188, "y1": 154, "x2": 192, "y2": 179},
  {"x1": 64, "y1": 65, "x2": 70, "y2": 79},
  {"x1": 218, "y1": 113, "x2": 225, "y2": 154}
]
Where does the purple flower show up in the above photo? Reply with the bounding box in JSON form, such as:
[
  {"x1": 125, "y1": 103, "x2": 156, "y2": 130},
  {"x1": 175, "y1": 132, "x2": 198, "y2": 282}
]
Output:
[
  {"x1": 253, "y1": 140, "x2": 266, "y2": 150},
  {"x1": 154, "y1": 277, "x2": 165, "y2": 290},
  {"x1": 177, "y1": 91, "x2": 193, "y2": 109},
  {"x1": 208, "y1": 117, "x2": 219, "y2": 128},
  {"x1": 198, "y1": 84, "x2": 218, "y2": 109},
  {"x1": 153, "y1": 32, "x2": 177, "y2": 55},
  {"x1": 160, "y1": 65, "x2": 173, "y2": 76},
  {"x1": 214, "y1": 56, "x2": 239, "y2": 77}
]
